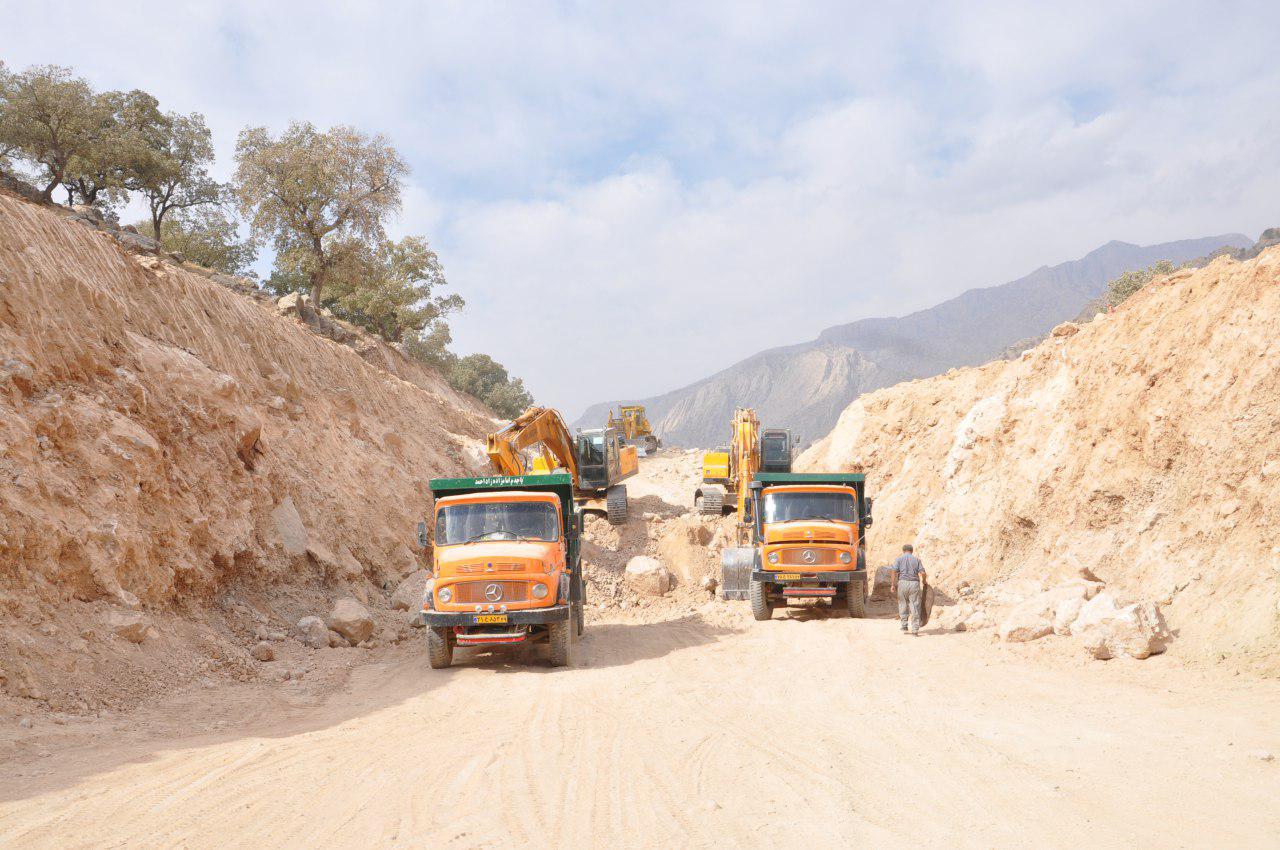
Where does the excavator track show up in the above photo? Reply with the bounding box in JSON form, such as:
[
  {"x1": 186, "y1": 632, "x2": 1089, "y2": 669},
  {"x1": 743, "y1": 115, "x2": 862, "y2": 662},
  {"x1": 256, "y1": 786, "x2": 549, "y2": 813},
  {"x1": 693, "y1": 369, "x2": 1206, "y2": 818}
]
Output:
[
  {"x1": 697, "y1": 487, "x2": 725, "y2": 515},
  {"x1": 606, "y1": 484, "x2": 628, "y2": 525}
]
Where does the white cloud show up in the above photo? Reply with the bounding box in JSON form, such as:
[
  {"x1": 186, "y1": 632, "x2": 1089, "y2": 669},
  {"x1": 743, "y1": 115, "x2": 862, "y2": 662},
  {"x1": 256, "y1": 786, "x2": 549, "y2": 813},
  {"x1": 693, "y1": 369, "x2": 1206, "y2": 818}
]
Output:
[{"x1": 3, "y1": 1, "x2": 1278, "y2": 416}]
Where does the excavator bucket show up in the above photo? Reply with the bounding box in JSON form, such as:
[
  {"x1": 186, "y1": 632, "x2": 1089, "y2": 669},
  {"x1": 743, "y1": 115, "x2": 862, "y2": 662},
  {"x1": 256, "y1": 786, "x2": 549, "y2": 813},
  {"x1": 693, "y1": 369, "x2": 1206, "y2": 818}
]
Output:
[{"x1": 720, "y1": 547, "x2": 755, "y2": 601}]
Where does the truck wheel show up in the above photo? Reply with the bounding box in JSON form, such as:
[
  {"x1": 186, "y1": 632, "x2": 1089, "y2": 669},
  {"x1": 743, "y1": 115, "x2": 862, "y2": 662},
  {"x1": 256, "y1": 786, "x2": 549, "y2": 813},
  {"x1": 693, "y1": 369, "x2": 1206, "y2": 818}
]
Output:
[
  {"x1": 548, "y1": 619, "x2": 573, "y2": 667},
  {"x1": 846, "y1": 578, "x2": 867, "y2": 619},
  {"x1": 749, "y1": 579, "x2": 773, "y2": 621},
  {"x1": 606, "y1": 484, "x2": 628, "y2": 525},
  {"x1": 643, "y1": 435, "x2": 658, "y2": 454},
  {"x1": 427, "y1": 627, "x2": 453, "y2": 669}
]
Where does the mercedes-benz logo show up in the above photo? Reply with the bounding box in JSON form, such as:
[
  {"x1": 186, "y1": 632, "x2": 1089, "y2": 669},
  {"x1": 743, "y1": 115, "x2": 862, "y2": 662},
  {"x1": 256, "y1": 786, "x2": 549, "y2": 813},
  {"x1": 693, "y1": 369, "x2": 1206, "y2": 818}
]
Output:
[
  {"x1": 801, "y1": 550, "x2": 817, "y2": 564},
  {"x1": 484, "y1": 583, "x2": 503, "y2": 601}
]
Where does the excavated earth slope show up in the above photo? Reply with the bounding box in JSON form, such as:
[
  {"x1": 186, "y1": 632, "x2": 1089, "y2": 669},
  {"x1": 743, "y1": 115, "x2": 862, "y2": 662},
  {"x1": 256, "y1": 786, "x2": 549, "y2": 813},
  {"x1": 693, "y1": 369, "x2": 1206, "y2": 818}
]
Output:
[
  {"x1": 0, "y1": 192, "x2": 492, "y2": 713},
  {"x1": 800, "y1": 247, "x2": 1280, "y2": 674}
]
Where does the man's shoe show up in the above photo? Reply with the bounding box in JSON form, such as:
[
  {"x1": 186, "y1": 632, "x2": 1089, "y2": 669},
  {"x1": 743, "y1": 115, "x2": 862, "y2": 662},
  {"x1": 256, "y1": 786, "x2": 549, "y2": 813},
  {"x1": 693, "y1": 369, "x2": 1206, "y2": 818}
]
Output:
[
  {"x1": 911, "y1": 631, "x2": 919, "y2": 637},
  {"x1": 900, "y1": 625, "x2": 908, "y2": 632}
]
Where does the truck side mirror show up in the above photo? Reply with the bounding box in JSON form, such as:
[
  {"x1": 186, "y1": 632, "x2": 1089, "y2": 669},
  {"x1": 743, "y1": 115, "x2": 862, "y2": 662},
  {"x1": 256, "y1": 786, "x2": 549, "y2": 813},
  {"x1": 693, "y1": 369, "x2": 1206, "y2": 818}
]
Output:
[{"x1": 416, "y1": 520, "x2": 429, "y2": 549}]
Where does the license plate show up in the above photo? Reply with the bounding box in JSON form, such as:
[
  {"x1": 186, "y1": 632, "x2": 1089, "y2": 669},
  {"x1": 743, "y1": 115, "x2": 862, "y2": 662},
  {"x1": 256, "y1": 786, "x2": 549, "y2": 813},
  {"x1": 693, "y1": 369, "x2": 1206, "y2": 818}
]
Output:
[
  {"x1": 474, "y1": 614, "x2": 508, "y2": 624},
  {"x1": 774, "y1": 573, "x2": 801, "y2": 581}
]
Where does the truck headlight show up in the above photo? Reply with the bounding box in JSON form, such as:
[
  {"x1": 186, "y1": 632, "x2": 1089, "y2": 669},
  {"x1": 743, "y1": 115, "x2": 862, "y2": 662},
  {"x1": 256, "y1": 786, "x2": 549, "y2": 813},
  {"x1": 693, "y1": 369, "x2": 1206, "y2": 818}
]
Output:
[
  {"x1": 437, "y1": 586, "x2": 452, "y2": 603},
  {"x1": 768, "y1": 552, "x2": 779, "y2": 564},
  {"x1": 532, "y1": 583, "x2": 549, "y2": 599},
  {"x1": 840, "y1": 551, "x2": 853, "y2": 564}
]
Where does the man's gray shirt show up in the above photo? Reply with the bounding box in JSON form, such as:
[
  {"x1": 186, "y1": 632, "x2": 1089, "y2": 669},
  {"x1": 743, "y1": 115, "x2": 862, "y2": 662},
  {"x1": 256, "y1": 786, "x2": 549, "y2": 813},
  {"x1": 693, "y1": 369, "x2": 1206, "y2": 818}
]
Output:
[{"x1": 892, "y1": 553, "x2": 925, "y2": 582}]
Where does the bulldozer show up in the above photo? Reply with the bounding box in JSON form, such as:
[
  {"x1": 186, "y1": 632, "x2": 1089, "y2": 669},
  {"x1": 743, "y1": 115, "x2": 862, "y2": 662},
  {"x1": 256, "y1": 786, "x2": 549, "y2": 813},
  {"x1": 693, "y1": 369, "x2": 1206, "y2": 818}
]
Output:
[
  {"x1": 608, "y1": 405, "x2": 662, "y2": 454},
  {"x1": 488, "y1": 406, "x2": 637, "y2": 524}
]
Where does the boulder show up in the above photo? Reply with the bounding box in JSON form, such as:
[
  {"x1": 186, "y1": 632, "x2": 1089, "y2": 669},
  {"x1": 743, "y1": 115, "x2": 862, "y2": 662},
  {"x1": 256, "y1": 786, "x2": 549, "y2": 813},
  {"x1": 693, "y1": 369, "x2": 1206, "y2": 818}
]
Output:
[
  {"x1": 115, "y1": 230, "x2": 162, "y2": 254},
  {"x1": 1053, "y1": 595, "x2": 1086, "y2": 636},
  {"x1": 624, "y1": 556, "x2": 672, "y2": 597},
  {"x1": 250, "y1": 641, "x2": 275, "y2": 662},
  {"x1": 391, "y1": 569, "x2": 430, "y2": 611},
  {"x1": 1072, "y1": 592, "x2": 1119, "y2": 632},
  {"x1": 998, "y1": 582, "x2": 1091, "y2": 642},
  {"x1": 997, "y1": 608, "x2": 1053, "y2": 643},
  {"x1": 1076, "y1": 601, "x2": 1170, "y2": 660},
  {"x1": 295, "y1": 615, "x2": 329, "y2": 649},
  {"x1": 326, "y1": 597, "x2": 374, "y2": 645},
  {"x1": 1051, "y1": 322, "x2": 1080, "y2": 337},
  {"x1": 870, "y1": 566, "x2": 897, "y2": 601},
  {"x1": 108, "y1": 611, "x2": 153, "y2": 643},
  {"x1": 328, "y1": 630, "x2": 347, "y2": 648}
]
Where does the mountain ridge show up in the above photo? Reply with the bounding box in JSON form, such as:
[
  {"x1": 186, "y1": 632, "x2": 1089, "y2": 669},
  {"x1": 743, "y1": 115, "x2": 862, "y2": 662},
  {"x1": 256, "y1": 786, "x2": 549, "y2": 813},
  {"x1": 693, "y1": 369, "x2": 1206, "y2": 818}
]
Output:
[{"x1": 575, "y1": 233, "x2": 1252, "y2": 445}]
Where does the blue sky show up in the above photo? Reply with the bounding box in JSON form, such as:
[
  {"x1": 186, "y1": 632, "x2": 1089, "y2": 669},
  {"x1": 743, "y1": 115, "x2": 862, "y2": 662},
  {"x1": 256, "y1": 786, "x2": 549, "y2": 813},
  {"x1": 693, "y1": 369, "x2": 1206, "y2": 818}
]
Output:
[{"x1": 4, "y1": 1, "x2": 1279, "y2": 418}]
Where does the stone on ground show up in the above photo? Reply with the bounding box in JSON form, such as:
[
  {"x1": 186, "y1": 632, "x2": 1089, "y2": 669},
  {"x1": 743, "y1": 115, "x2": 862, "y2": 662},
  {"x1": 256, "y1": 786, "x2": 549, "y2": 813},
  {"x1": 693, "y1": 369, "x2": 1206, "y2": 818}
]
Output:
[
  {"x1": 250, "y1": 641, "x2": 275, "y2": 662},
  {"x1": 295, "y1": 616, "x2": 330, "y2": 649},
  {"x1": 624, "y1": 556, "x2": 672, "y2": 597},
  {"x1": 108, "y1": 611, "x2": 153, "y2": 644},
  {"x1": 326, "y1": 597, "x2": 374, "y2": 645},
  {"x1": 1076, "y1": 601, "x2": 1171, "y2": 660}
]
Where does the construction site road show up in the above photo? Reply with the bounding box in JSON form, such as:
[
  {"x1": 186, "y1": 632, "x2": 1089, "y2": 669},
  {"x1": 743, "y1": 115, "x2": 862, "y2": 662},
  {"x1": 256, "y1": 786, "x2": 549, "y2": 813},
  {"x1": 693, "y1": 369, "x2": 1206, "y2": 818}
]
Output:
[{"x1": 3, "y1": 602, "x2": 1278, "y2": 849}]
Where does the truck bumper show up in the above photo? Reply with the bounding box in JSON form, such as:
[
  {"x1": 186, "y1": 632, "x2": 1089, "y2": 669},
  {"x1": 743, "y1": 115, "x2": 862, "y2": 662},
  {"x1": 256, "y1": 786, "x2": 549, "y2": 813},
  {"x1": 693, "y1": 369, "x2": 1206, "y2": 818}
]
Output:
[
  {"x1": 752, "y1": 570, "x2": 864, "y2": 585},
  {"x1": 418, "y1": 604, "x2": 571, "y2": 628}
]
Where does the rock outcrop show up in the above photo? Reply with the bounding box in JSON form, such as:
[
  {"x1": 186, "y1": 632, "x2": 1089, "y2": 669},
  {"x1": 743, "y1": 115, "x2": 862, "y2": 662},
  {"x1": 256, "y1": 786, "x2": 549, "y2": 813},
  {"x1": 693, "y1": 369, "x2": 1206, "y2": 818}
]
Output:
[{"x1": 801, "y1": 245, "x2": 1280, "y2": 673}]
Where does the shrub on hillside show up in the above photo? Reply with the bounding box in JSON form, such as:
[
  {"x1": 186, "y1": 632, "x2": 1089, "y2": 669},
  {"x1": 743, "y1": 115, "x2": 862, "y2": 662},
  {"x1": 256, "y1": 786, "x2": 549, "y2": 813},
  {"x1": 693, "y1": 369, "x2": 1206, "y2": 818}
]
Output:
[{"x1": 1108, "y1": 260, "x2": 1176, "y2": 307}]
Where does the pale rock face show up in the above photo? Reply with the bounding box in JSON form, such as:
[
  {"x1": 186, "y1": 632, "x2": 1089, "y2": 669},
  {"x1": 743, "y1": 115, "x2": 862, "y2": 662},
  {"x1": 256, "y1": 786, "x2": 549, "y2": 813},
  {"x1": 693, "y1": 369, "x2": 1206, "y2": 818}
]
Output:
[
  {"x1": 1076, "y1": 601, "x2": 1171, "y2": 660},
  {"x1": 108, "y1": 611, "x2": 152, "y2": 643},
  {"x1": 1053, "y1": 596, "x2": 1086, "y2": 636},
  {"x1": 391, "y1": 570, "x2": 430, "y2": 611},
  {"x1": 625, "y1": 556, "x2": 673, "y2": 597},
  {"x1": 326, "y1": 597, "x2": 374, "y2": 645}
]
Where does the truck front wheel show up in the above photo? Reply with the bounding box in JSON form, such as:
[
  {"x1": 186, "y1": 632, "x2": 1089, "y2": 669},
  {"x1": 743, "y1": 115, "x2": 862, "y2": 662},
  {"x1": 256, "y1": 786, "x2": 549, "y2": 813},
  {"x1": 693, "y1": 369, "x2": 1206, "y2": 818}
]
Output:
[
  {"x1": 749, "y1": 579, "x2": 773, "y2": 621},
  {"x1": 427, "y1": 627, "x2": 453, "y2": 669},
  {"x1": 548, "y1": 619, "x2": 573, "y2": 667},
  {"x1": 846, "y1": 578, "x2": 867, "y2": 619}
]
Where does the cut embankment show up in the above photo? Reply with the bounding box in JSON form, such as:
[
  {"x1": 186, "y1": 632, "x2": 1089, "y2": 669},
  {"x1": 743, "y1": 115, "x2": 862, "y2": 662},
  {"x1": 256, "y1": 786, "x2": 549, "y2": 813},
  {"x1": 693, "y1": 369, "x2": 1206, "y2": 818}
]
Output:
[
  {"x1": 0, "y1": 192, "x2": 492, "y2": 712},
  {"x1": 800, "y1": 247, "x2": 1280, "y2": 673}
]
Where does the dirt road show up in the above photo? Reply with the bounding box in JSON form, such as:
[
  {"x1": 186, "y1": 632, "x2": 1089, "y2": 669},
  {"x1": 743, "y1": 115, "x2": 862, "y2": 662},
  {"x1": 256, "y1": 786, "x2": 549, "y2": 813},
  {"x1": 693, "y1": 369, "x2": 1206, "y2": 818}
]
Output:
[
  {"x1": 3, "y1": 451, "x2": 1278, "y2": 847},
  {"x1": 3, "y1": 602, "x2": 1279, "y2": 848}
]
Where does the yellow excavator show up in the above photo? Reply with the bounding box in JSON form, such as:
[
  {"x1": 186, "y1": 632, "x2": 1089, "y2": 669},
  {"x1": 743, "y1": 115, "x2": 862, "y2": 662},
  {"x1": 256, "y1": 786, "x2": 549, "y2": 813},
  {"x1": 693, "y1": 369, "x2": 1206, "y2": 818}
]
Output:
[
  {"x1": 694, "y1": 408, "x2": 793, "y2": 516},
  {"x1": 608, "y1": 405, "x2": 662, "y2": 454},
  {"x1": 487, "y1": 406, "x2": 638, "y2": 524}
]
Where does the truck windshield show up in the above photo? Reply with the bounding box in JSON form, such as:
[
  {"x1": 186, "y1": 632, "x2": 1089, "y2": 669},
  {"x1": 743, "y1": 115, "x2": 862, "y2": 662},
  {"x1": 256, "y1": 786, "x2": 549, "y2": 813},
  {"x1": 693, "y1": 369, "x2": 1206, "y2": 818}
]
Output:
[
  {"x1": 763, "y1": 491, "x2": 855, "y2": 523},
  {"x1": 436, "y1": 501, "x2": 559, "y2": 544}
]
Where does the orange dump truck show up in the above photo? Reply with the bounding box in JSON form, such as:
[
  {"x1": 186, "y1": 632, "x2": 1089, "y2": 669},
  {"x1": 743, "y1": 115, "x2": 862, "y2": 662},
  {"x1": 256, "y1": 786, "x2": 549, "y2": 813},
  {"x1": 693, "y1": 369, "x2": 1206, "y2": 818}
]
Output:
[
  {"x1": 417, "y1": 473, "x2": 585, "y2": 668},
  {"x1": 719, "y1": 472, "x2": 872, "y2": 620}
]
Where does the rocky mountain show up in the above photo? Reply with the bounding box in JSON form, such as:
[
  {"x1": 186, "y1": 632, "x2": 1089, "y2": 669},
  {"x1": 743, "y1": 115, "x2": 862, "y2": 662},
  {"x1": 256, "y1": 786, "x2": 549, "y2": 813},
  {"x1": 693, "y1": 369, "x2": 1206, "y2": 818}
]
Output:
[{"x1": 576, "y1": 234, "x2": 1252, "y2": 446}]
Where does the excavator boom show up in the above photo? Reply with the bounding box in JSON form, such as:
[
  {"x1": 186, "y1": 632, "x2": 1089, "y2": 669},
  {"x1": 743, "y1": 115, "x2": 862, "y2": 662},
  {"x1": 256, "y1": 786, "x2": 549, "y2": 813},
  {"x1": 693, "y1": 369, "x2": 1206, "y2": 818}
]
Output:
[{"x1": 486, "y1": 407, "x2": 581, "y2": 481}]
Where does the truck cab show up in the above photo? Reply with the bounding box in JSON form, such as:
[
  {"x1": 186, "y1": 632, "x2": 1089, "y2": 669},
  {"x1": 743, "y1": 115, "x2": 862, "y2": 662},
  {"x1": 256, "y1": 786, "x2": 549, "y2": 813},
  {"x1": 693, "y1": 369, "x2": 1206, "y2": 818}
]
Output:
[
  {"x1": 418, "y1": 474, "x2": 584, "y2": 668},
  {"x1": 720, "y1": 472, "x2": 871, "y2": 620}
]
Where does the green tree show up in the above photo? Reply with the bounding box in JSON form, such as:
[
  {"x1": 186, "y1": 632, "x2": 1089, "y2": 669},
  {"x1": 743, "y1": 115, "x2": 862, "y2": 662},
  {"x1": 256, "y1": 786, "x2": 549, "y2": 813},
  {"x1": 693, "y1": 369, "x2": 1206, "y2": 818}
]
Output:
[
  {"x1": 63, "y1": 88, "x2": 166, "y2": 208},
  {"x1": 233, "y1": 122, "x2": 407, "y2": 306},
  {"x1": 448, "y1": 353, "x2": 534, "y2": 418},
  {"x1": 0, "y1": 64, "x2": 108, "y2": 203},
  {"x1": 1108, "y1": 259, "x2": 1177, "y2": 307},
  {"x1": 402, "y1": 321, "x2": 457, "y2": 372},
  {"x1": 136, "y1": 206, "x2": 257, "y2": 275},
  {"x1": 129, "y1": 111, "x2": 223, "y2": 238},
  {"x1": 325, "y1": 236, "x2": 462, "y2": 342}
]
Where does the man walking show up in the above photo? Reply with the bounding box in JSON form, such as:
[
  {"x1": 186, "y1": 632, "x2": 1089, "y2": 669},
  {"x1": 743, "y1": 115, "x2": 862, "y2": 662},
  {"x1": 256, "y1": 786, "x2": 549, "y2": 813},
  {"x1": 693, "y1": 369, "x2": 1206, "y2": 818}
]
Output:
[{"x1": 890, "y1": 544, "x2": 926, "y2": 635}]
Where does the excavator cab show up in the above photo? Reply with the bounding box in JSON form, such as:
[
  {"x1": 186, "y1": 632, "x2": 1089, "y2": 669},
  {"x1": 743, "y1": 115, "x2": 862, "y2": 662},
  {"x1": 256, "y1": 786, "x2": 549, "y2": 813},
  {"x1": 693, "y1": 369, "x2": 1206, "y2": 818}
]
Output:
[
  {"x1": 575, "y1": 427, "x2": 623, "y2": 491},
  {"x1": 760, "y1": 429, "x2": 793, "y2": 473}
]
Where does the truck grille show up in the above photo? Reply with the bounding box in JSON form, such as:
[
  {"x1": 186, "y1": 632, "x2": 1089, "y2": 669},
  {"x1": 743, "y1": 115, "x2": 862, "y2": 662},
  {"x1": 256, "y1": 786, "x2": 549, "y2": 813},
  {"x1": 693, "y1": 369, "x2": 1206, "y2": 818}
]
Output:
[
  {"x1": 456, "y1": 562, "x2": 524, "y2": 574},
  {"x1": 774, "y1": 547, "x2": 841, "y2": 566},
  {"x1": 453, "y1": 580, "x2": 529, "y2": 603}
]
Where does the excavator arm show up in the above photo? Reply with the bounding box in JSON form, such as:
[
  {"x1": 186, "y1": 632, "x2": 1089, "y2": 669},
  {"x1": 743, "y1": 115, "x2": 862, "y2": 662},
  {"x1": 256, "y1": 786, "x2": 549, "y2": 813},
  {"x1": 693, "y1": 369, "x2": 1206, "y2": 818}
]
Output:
[{"x1": 486, "y1": 406, "x2": 580, "y2": 481}]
